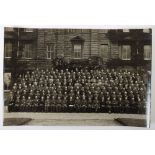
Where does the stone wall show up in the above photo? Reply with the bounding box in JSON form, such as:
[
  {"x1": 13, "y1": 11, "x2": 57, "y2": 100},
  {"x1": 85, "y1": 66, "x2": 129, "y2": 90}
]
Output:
[{"x1": 36, "y1": 29, "x2": 111, "y2": 61}]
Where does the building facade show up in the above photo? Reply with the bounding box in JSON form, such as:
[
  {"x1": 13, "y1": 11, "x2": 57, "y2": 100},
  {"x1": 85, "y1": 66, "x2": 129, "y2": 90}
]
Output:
[{"x1": 4, "y1": 28, "x2": 152, "y2": 89}]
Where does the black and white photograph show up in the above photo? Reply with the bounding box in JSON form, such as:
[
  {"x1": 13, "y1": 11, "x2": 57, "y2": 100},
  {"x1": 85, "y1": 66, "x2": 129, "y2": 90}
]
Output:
[{"x1": 3, "y1": 27, "x2": 152, "y2": 127}]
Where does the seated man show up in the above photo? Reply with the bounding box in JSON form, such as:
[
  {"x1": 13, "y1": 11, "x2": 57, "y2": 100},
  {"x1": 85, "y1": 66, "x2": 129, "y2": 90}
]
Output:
[
  {"x1": 55, "y1": 96, "x2": 62, "y2": 112},
  {"x1": 39, "y1": 96, "x2": 45, "y2": 112},
  {"x1": 20, "y1": 96, "x2": 26, "y2": 112},
  {"x1": 45, "y1": 96, "x2": 50, "y2": 112},
  {"x1": 33, "y1": 95, "x2": 39, "y2": 112},
  {"x1": 117, "y1": 97, "x2": 123, "y2": 113},
  {"x1": 100, "y1": 96, "x2": 106, "y2": 113},
  {"x1": 75, "y1": 96, "x2": 81, "y2": 112},
  {"x1": 68, "y1": 96, "x2": 75, "y2": 112},
  {"x1": 81, "y1": 95, "x2": 87, "y2": 112},
  {"x1": 61, "y1": 96, "x2": 68, "y2": 112},
  {"x1": 130, "y1": 97, "x2": 137, "y2": 114},
  {"x1": 93, "y1": 96, "x2": 100, "y2": 113},
  {"x1": 106, "y1": 97, "x2": 112, "y2": 114},
  {"x1": 111, "y1": 97, "x2": 118, "y2": 113},
  {"x1": 87, "y1": 96, "x2": 93, "y2": 112},
  {"x1": 137, "y1": 97, "x2": 144, "y2": 114},
  {"x1": 26, "y1": 96, "x2": 33, "y2": 112},
  {"x1": 8, "y1": 96, "x2": 15, "y2": 112},
  {"x1": 50, "y1": 96, "x2": 56, "y2": 112},
  {"x1": 123, "y1": 96, "x2": 130, "y2": 113}
]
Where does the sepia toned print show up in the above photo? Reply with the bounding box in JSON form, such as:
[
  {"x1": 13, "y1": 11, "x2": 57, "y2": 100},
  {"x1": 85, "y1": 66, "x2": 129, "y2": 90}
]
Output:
[{"x1": 3, "y1": 28, "x2": 151, "y2": 127}]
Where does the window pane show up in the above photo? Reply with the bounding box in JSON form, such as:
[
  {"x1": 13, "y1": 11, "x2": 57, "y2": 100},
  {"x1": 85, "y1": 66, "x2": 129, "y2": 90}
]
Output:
[
  {"x1": 99, "y1": 29, "x2": 108, "y2": 33},
  {"x1": 5, "y1": 43, "x2": 12, "y2": 57},
  {"x1": 4, "y1": 73, "x2": 11, "y2": 90},
  {"x1": 51, "y1": 52, "x2": 54, "y2": 58},
  {"x1": 100, "y1": 44, "x2": 109, "y2": 60},
  {"x1": 5, "y1": 27, "x2": 14, "y2": 32},
  {"x1": 144, "y1": 45, "x2": 151, "y2": 60},
  {"x1": 47, "y1": 52, "x2": 51, "y2": 58},
  {"x1": 74, "y1": 44, "x2": 81, "y2": 58},
  {"x1": 47, "y1": 45, "x2": 49, "y2": 51},
  {"x1": 123, "y1": 29, "x2": 130, "y2": 32},
  {"x1": 23, "y1": 44, "x2": 32, "y2": 58},
  {"x1": 46, "y1": 44, "x2": 54, "y2": 59},
  {"x1": 24, "y1": 28, "x2": 34, "y2": 32},
  {"x1": 122, "y1": 45, "x2": 131, "y2": 60},
  {"x1": 143, "y1": 29, "x2": 150, "y2": 33}
]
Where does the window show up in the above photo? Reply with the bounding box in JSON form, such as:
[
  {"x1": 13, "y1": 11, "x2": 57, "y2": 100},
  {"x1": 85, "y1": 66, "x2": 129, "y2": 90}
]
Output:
[
  {"x1": 22, "y1": 43, "x2": 32, "y2": 58},
  {"x1": 120, "y1": 45, "x2": 131, "y2": 60},
  {"x1": 144, "y1": 45, "x2": 151, "y2": 60},
  {"x1": 67, "y1": 29, "x2": 74, "y2": 33},
  {"x1": 81, "y1": 29, "x2": 89, "y2": 33},
  {"x1": 100, "y1": 44, "x2": 109, "y2": 59},
  {"x1": 143, "y1": 29, "x2": 150, "y2": 33},
  {"x1": 74, "y1": 44, "x2": 82, "y2": 58},
  {"x1": 4, "y1": 42, "x2": 12, "y2": 58},
  {"x1": 24, "y1": 28, "x2": 34, "y2": 32},
  {"x1": 99, "y1": 29, "x2": 108, "y2": 33},
  {"x1": 123, "y1": 29, "x2": 130, "y2": 32},
  {"x1": 4, "y1": 73, "x2": 11, "y2": 90},
  {"x1": 5, "y1": 27, "x2": 14, "y2": 32},
  {"x1": 46, "y1": 44, "x2": 54, "y2": 59}
]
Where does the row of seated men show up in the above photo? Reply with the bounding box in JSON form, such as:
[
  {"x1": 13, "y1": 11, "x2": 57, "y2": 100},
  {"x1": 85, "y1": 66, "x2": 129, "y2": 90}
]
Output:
[
  {"x1": 8, "y1": 67, "x2": 147, "y2": 113},
  {"x1": 8, "y1": 94, "x2": 146, "y2": 113}
]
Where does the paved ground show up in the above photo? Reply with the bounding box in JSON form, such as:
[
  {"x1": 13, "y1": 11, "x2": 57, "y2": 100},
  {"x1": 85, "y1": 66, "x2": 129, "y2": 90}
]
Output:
[
  {"x1": 26, "y1": 119, "x2": 121, "y2": 126},
  {"x1": 3, "y1": 112, "x2": 147, "y2": 126}
]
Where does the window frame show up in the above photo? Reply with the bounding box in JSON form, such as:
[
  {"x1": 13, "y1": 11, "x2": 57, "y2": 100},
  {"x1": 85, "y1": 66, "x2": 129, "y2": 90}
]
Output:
[
  {"x1": 99, "y1": 29, "x2": 108, "y2": 33},
  {"x1": 143, "y1": 29, "x2": 150, "y2": 33},
  {"x1": 4, "y1": 42, "x2": 12, "y2": 58},
  {"x1": 144, "y1": 45, "x2": 151, "y2": 60},
  {"x1": 24, "y1": 28, "x2": 34, "y2": 32},
  {"x1": 100, "y1": 44, "x2": 109, "y2": 58},
  {"x1": 4, "y1": 72, "x2": 12, "y2": 91},
  {"x1": 73, "y1": 44, "x2": 82, "y2": 59},
  {"x1": 5, "y1": 27, "x2": 14, "y2": 32},
  {"x1": 46, "y1": 44, "x2": 54, "y2": 59},
  {"x1": 22, "y1": 43, "x2": 33, "y2": 59},
  {"x1": 120, "y1": 45, "x2": 131, "y2": 60},
  {"x1": 123, "y1": 29, "x2": 130, "y2": 32}
]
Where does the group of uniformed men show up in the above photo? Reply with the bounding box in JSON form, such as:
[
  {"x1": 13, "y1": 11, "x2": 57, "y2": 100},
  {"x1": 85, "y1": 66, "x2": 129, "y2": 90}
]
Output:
[{"x1": 8, "y1": 67, "x2": 147, "y2": 114}]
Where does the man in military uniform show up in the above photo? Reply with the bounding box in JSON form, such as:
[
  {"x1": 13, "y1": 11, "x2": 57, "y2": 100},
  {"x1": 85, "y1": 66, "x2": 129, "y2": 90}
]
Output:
[
  {"x1": 123, "y1": 96, "x2": 130, "y2": 113},
  {"x1": 29, "y1": 89, "x2": 34, "y2": 99},
  {"x1": 39, "y1": 96, "x2": 45, "y2": 112},
  {"x1": 93, "y1": 96, "x2": 100, "y2": 112},
  {"x1": 100, "y1": 96, "x2": 105, "y2": 113},
  {"x1": 111, "y1": 97, "x2": 118, "y2": 113},
  {"x1": 106, "y1": 97, "x2": 111, "y2": 114},
  {"x1": 56, "y1": 96, "x2": 62, "y2": 112},
  {"x1": 61, "y1": 96, "x2": 68, "y2": 112},
  {"x1": 117, "y1": 97, "x2": 123, "y2": 113},
  {"x1": 33, "y1": 95, "x2": 40, "y2": 112},
  {"x1": 68, "y1": 96, "x2": 74, "y2": 112},
  {"x1": 26, "y1": 96, "x2": 33, "y2": 112},
  {"x1": 50, "y1": 96, "x2": 56, "y2": 112},
  {"x1": 87, "y1": 96, "x2": 93, "y2": 112},
  {"x1": 81, "y1": 95, "x2": 87, "y2": 112},
  {"x1": 137, "y1": 97, "x2": 143, "y2": 114},
  {"x1": 130, "y1": 97, "x2": 137, "y2": 114},
  {"x1": 45, "y1": 96, "x2": 50, "y2": 112},
  {"x1": 8, "y1": 95, "x2": 15, "y2": 112},
  {"x1": 75, "y1": 96, "x2": 81, "y2": 112}
]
